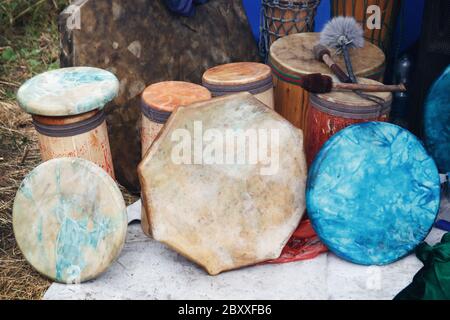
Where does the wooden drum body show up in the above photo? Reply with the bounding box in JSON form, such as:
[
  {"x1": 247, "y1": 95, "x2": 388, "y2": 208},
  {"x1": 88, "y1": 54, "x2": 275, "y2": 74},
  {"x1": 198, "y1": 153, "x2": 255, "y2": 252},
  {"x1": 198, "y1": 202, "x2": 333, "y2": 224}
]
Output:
[
  {"x1": 269, "y1": 33, "x2": 385, "y2": 134},
  {"x1": 261, "y1": 0, "x2": 321, "y2": 57},
  {"x1": 306, "y1": 78, "x2": 392, "y2": 166},
  {"x1": 140, "y1": 81, "x2": 211, "y2": 237},
  {"x1": 331, "y1": 0, "x2": 400, "y2": 54},
  {"x1": 202, "y1": 62, "x2": 274, "y2": 109},
  {"x1": 16, "y1": 67, "x2": 119, "y2": 179},
  {"x1": 33, "y1": 110, "x2": 115, "y2": 178}
]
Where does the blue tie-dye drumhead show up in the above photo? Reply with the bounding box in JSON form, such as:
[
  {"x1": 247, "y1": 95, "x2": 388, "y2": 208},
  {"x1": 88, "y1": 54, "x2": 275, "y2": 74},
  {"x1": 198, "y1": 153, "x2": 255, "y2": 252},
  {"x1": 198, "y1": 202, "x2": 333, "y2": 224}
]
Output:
[
  {"x1": 424, "y1": 65, "x2": 450, "y2": 173},
  {"x1": 306, "y1": 122, "x2": 441, "y2": 265}
]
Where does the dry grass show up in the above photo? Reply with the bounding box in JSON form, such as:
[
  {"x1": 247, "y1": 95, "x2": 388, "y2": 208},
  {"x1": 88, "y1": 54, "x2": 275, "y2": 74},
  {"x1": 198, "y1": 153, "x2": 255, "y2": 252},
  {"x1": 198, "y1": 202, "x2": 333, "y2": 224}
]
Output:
[{"x1": 0, "y1": 1, "x2": 138, "y2": 300}]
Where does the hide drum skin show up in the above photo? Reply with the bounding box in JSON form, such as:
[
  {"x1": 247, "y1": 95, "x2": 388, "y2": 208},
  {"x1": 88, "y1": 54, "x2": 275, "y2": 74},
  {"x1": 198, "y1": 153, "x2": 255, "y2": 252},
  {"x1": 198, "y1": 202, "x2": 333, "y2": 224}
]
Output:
[
  {"x1": 306, "y1": 122, "x2": 441, "y2": 265},
  {"x1": 269, "y1": 32, "x2": 385, "y2": 134},
  {"x1": 202, "y1": 62, "x2": 274, "y2": 109},
  {"x1": 306, "y1": 77, "x2": 392, "y2": 166},
  {"x1": 140, "y1": 81, "x2": 211, "y2": 237},
  {"x1": 138, "y1": 93, "x2": 307, "y2": 275},
  {"x1": 13, "y1": 158, "x2": 127, "y2": 283},
  {"x1": 16, "y1": 67, "x2": 119, "y2": 178}
]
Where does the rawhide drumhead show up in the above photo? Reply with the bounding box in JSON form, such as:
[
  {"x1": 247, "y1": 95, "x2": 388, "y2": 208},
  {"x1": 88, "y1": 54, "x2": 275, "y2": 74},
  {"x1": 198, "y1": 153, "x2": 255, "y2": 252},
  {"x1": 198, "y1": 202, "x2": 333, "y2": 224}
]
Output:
[
  {"x1": 13, "y1": 158, "x2": 127, "y2": 283},
  {"x1": 307, "y1": 122, "x2": 440, "y2": 265}
]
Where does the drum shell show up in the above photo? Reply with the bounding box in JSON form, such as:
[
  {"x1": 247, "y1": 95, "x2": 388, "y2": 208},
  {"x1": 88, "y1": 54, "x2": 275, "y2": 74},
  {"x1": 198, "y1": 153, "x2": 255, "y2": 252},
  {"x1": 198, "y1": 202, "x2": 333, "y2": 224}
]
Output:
[
  {"x1": 331, "y1": 0, "x2": 400, "y2": 53},
  {"x1": 262, "y1": 0, "x2": 321, "y2": 47},
  {"x1": 306, "y1": 89, "x2": 392, "y2": 166},
  {"x1": 32, "y1": 110, "x2": 115, "y2": 178}
]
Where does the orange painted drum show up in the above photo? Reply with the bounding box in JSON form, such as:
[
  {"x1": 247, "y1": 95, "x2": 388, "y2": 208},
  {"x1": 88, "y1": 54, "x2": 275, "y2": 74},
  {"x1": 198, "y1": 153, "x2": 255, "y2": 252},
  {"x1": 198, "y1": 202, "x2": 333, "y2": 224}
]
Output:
[
  {"x1": 140, "y1": 81, "x2": 211, "y2": 237},
  {"x1": 306, "y1": 78, "x2": 392, "y2": 166},
  {"x1": 16, "y1": 67, "x2": 119, "y2": 179},
  {"x1": 202, "y1": 62, "x2": 274, "y2": 109},
  {"x1": 269, "y1": 32, "x2": 385, "y2": 134}
]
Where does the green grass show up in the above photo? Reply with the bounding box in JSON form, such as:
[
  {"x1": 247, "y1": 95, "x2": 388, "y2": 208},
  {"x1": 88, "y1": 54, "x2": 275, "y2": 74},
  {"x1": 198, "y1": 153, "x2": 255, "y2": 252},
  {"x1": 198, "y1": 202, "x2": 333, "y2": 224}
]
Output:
[{"x1": 0, "y1": 0, "x2": 69, "y2": 94}]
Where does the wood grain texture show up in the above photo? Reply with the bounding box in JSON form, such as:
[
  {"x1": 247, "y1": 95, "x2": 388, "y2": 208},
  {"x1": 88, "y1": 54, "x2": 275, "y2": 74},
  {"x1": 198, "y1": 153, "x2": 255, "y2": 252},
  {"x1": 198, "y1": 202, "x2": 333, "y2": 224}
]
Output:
[
  {"x1": 59, "y1": 0, "x2": 260, "y2": 191},
  {"x1": 36, "y1": 120, "x2": 115, "y2": 178},
  {"x1": 331, "y1": 0, "x2": 400, "y2": 54}
]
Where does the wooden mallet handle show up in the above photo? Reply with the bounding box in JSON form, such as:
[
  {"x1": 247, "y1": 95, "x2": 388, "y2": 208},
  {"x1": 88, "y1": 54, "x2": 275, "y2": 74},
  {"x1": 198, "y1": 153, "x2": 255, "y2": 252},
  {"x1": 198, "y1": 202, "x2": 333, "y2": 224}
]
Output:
[
  {"x1": 313, "y1": 44, "x2": 352, "y2": 83},
  {"x1": 333, "y1": 82, "x2": 407, "y2": 92}
]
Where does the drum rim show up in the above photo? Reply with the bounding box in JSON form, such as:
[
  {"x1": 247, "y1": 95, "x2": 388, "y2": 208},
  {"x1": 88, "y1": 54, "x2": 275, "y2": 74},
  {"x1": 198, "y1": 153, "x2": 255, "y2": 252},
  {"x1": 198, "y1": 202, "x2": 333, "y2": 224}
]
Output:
[
  {"x1": 33, "y1": 109, "x2": 106, "y2": 137},
  {"x1": 269, "y1": 33, "x2": 385, "y2": 78},
  {"x1": 310, "y1": 94, "x2": 391, "y2": 119},
  {"x1": 202, "y1": 76, "x2": 273, "y2": 96}
]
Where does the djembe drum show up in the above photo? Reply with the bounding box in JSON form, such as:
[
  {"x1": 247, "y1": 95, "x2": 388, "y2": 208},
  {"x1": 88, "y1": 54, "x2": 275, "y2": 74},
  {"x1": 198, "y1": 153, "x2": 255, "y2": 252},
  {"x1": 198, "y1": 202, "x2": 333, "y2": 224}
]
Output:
[
  {"x1": 330, "y1": 0, "x2": 400, "y2": 54},
  {"x1": 16, "y1": 67, "x2": 118, "y2": 178},
  {"x1": 140, "y1": 81, "x2": 211, "y2": 237},
  {"x1": 269, "y1": 32, "x2": 385, "y2": 136},
  {"x1": 202, "y1": 62, "x2": 274, "y2": 109},
  {"x1": 260, "y1": 0, "x2": 321, "y2": 59},
  {"x1": 306, "y1": 77, "x2": 392, "y2": 166}
]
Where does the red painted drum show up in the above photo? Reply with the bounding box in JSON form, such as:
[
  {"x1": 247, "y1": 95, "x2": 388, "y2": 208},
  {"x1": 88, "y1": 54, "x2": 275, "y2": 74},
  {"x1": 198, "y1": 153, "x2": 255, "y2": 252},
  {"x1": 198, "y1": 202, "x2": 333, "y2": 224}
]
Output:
[{"x1": 306, "y1": 78, "x2": 392, "y2": 166}]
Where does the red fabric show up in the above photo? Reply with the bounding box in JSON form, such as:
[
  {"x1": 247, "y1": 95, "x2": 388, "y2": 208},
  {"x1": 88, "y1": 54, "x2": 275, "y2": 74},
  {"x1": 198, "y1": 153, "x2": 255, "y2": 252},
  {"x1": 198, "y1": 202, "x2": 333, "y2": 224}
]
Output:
[{"x1": 264, "y1": 218, "x2": 328, "y2": 264}]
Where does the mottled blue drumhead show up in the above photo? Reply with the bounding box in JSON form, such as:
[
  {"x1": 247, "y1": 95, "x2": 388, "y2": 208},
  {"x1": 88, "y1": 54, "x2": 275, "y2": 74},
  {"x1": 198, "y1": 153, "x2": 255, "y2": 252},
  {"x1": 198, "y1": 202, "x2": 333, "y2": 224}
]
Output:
[
  {"x1": 17, "y1": 67, "x2": 119, "y2": 116},
  {"x1": 307, "y1": 122, "x2": 441, "y2": 265},
  {"x1": 424, "y1": 66, "x2": 450, "y2": 173},
  {"x1": 13, "y1": 158, "x2": 127, "y2": 283}
]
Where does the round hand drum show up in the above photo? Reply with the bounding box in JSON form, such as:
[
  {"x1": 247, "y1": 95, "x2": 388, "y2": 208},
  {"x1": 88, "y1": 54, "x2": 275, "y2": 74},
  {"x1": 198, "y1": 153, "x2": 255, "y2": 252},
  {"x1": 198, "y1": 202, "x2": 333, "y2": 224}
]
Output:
[
  {"x1": 13, "y1": 158, "x2": 127, "y2": 283},
  {"x1": 424, "y1": 66, "x2": 450, "y2": 174},
  {"x1": 307, "y1": 122, "x2": 441, "y2": 265}
]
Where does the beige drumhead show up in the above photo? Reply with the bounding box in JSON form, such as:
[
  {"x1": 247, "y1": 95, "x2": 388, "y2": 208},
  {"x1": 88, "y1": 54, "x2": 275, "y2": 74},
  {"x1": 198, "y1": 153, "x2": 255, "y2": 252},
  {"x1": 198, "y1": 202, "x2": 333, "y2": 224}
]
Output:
[
  {"x1": 269, "y1": 33, "x2": 385, "y2": 78},
  {"x1": 13, "y1": 158, "x2": 127, "y2": 284},
  {"x1": 142, "y1": 81, "x2": 212, "y2": 112},
  {"x1": 202, "y1": 62, "x2": 272, "y2": 86}
]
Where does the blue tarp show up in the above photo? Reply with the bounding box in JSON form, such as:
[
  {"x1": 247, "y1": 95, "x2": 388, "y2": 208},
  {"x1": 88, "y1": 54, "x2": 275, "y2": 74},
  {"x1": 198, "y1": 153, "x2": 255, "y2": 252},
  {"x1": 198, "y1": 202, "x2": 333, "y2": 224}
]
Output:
[{"x1": 164, "y1": 0, "x2": 209, "y2": 17}]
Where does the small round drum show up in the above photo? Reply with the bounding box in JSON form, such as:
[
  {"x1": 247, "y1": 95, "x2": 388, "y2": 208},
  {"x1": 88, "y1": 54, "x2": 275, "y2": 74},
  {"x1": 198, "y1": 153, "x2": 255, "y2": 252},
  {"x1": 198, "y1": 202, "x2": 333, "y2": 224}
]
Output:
[
  {"x1": 13, "y1": 158, "x2": 127, "y2": 283},
  {"x1": 141, "y1": 81, "x2": 211, "y2": 236},
  {"x1": 331, "y1": 0, "x2": 400, "y2": 54},
  {"x1": 424, "y1": 66, "x2": 450, "y2": 174},
  {"x1": 307, "y1": 122, "x2": 441, "y2": 265},
  {"x1": 269, "y1": 32, "x2": 385, "y2": 132},
  {"x1": 202, "y1": 62, "x2": 274, "y2": 109},
  {"x1": 260, "y1": 0, "x2": 321, "y2": 59},
  {"x1": 16, "y1": 67, "x2": 118, "y2": 178},
  {"x1": 306, "y1": 77, "x2": 392, "y2": 165}
]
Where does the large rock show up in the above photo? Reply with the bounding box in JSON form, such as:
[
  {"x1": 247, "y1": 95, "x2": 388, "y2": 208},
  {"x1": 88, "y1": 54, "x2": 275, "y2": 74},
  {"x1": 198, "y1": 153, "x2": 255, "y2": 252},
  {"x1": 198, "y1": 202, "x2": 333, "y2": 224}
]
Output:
[
  {"x1": 138, "y1": 93, "x2": 307, "y2": 275},
  {"x1": 59, "y1": 0, "x2": 260, "y2": 191}
]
